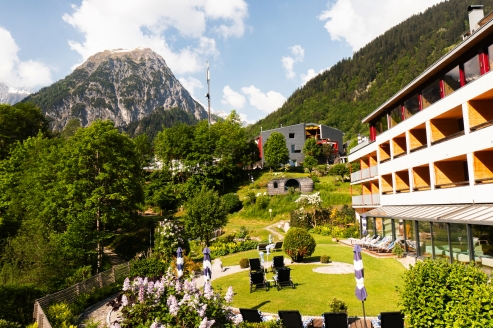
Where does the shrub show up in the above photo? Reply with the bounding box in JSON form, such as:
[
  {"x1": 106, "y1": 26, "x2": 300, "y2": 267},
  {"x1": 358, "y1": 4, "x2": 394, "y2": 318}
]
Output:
[
  {"x1": 329, "y1": 297, "x2": 348, "y2": 313},
  {"x1": 239, "y1": 258, "x2": 250, "y2": 269},
  {"x1": 209, "y1": 240, "x2": 259, "y2": 257},
  {"x1": 400, "y1": 260, "x2": 493, "y2": 327},
  {"x1": 310, "y1": 175, "x2": 320, "y2": 183},
  {"x1": 120, "y1": 272, "x2": 235, "y2": 327},
  {"x1": 46, "y1": 303, "x2": 77, "y2": 328},
  {"x1": 154, "y1": 219, "x2": 189, "y2": 261},
  {"x1": 0, "y1": 320, "x2": 21, "y2": 328},
  {"x1": 222, "y1": 193, "x2": 242, "y2": 213},
  {"x1": 245, "y1": 192, "x2": 256, "y2": 205},
  {"x1": 392, "y1": 244, "x2": 404, "y2": 258},
  {"x1": 129, "y1": 256, "x2": 169, "y2": 278},
  {"x1": 0, "y1": 284, "x2": 47, "y2": 326},
  {"x1": 256, "y1": 195, "x2": 270, "y2": 209},
  {"x1": 320, "y1": 255, "x2": 331, "y2": 263},
  {"x1": 238, "y1": 321, "x2": 283, "y2": 328},
  {"x1": 237, "y1": 226, "x2": 249, "y2": 239},
  {"x1": 283, "y1": 228, "x2": 316, "y2": 262}
]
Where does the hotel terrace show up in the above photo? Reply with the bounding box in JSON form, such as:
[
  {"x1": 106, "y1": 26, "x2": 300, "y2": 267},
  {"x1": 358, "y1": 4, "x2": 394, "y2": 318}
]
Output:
[{"x1": 348, "y1": 6, "x2": 493, "y2": 268}]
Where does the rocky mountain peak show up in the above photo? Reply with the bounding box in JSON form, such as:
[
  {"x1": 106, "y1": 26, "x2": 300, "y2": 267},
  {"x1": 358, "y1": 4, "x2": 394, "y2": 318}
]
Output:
[{"x1": 23, "y1": 48, "x2": 206, "y2": 131}]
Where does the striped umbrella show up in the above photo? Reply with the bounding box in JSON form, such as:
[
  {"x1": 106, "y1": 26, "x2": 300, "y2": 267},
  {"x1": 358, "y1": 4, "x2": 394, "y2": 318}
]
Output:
[
  {"x1": 354, "y1": 244, "x2": 368, "y2": 327},
  {"x1": 203, "y1": 247, "x2": 212, "y2": 282},
  {"x1": 176, "y1": 247, "x2": 184, "y2": 278}
]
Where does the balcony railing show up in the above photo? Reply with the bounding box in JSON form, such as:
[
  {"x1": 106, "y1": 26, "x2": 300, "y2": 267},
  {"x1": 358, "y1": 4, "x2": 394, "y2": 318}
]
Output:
[
  {"x1": 351, "y1": 166, "x2": 379, "y2": 182},
  {"x1": 352, "y1": 193, "x2": 380, "y2": 206}
]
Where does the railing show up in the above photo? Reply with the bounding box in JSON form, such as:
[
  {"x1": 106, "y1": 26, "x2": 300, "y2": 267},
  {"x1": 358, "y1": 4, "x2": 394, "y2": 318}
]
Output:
[
  {"x1": 349, "y1": 140, "x2": 370, "y2": 154},
  {"x1": 351, "y1": 166, "x2": 378, "y2": 182},
  {"x1": 34, "y1": 262, "x2": 131, "y2": 328},
  {"x1": 352, "y1": 194, "x2": 380, "y2": 206}
]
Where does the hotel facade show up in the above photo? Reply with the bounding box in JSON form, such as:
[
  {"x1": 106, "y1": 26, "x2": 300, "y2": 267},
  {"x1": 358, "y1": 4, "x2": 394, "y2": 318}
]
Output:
[{"x1": 349, "y1": 6, "x2": 493, "y2": 268}]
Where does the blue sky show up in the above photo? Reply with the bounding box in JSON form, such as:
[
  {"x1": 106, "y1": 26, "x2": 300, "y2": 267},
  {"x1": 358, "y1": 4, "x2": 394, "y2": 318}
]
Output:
[{"x1": 0, "y1": 0, "x2": 444, "y2": 124}]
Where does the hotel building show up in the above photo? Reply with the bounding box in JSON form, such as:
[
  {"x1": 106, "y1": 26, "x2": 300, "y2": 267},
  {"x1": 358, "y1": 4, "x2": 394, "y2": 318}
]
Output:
[{"x1": 348, "y1": 6, "x2": 493, "y2": 268}]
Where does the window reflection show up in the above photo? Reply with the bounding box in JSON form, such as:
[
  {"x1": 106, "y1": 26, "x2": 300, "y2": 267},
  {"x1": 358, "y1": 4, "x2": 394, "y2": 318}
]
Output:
[
  {"x1": 418, "y1": 221, "x2": 432, "y2": 257},
  {"x1": 422, "y1": 79, "x2": 441, "y2": 109},
  {"x1": 464, "y1": 55, "x2": 480, "y2": 84},
  {"x1": 404, "y1": 94, "x2": 419, "y2": 119},
  {"x1": 443, "y1": 66, "x2": 461, "y2": 95},
  {"x1": 389, "y1": 106, "x2": 402, "y2": 127},
  {"x1": 472, "y1": 225, "x2": 493, "y2": 268},
  {"x1": 448, "y1": 223, "x2": 469, "y2": 263}
]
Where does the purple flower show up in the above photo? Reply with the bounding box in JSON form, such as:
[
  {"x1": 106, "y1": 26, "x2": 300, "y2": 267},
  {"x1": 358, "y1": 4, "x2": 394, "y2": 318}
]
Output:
[
  {"x1": 122, "y1": 278, "x2": 130, "y2": 291},
  {"x1": 198, "y1": 304, "x2": 207, "y2": 317},
  {"x1": 175, "y1": 279, "x2": 182, "y2": 292},
  {"x1": 110, "y1": 322, "x2": 121, "y2": 328},
  {"x1": 199, "y1": 317, "x2": 215, "y2": 328},
  {"x1": 121, "y1": 294, "x2": 128, "y2": 307},
  {"x1": 143, "y1": 277, "x2": 148, "y2": 286},
  {"x1": 148, "y1": 281, "x2": 155, "y2": 294},
  {"x1": 225, "y1": 286, "x2": 234, "y2": 303},
  {"x1": 203, "y1": 281, "x2": 213, "y2": 300},
  {"x1": 139, "y1": 285, "x2": 145, "y2": 303},
  {"x1": 167, "y1": 295, "x2": 179, "y2": 316}
]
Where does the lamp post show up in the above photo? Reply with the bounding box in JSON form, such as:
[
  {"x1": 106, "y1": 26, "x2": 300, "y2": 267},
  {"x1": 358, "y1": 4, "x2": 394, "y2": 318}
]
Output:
[{"x1": 269, "y1": 208, "x2": 272, "y2": 220}]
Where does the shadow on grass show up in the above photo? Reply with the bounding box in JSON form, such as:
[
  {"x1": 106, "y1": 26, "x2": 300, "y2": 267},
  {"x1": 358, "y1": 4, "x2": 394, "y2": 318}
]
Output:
[
  {"x1": 302, "y1": 256, "x2": 321, "y2": 263},
  {"x1": 251, "y1": 300, "x2": 271, "y2": 309}
]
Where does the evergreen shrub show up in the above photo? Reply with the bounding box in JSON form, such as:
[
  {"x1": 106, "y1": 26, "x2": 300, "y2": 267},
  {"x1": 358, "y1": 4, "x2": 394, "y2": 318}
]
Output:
[
  {"x1": 129, "y1": 257, "x2": 169, "y2": 278},
  {"x1": 222, "y1": 193, "x2": 242, "y2": 213},
  {"x1": 329, "y1": 297, "x2": 348, "y2": 313},
  {"x1": 283, "y1": 228, "x2": 316, "y2": 262},
  {"x1": 401, "y1": 260, "x2": 493, "y2": 327},
  {"x1": 320, "y1": 255, "x2": 331, "y2": 263},
  {"x1": 0, "y1": 284, "x2": 46, "y2": 326},
  {"x1": 239, "y1": 258, "x2": 250, "y2": 268}
]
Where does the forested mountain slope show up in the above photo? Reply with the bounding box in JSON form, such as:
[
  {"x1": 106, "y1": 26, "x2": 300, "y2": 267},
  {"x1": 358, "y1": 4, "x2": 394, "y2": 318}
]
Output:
[{"x1": 248, "y1": 0, "x2": 493, "y2": 140}]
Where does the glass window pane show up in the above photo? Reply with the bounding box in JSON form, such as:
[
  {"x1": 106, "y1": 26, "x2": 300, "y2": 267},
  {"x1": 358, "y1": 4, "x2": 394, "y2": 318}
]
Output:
[
  {"x1": 404, "y1": 94, "x2": 419, "y2": 119},
  {"x1": 432, "y1": 223, "x2": 449, "y2": 258},
  {"x1": 422, "y1": 79, "x2": 441, "y2": 109},
  {"x1": 376, "y1": 114, "x2": 388, "y2": 134},
  {"x1": 367, "y1": 218, "x2": 374, "y2": 235},
  {"x1": 383, "y1": 219, "x2": 393, "y2": 238},
  {"x1": 443, "y1": 66, "x2": 461, "y2": 95},
  {"x1": 403, "y1": 220, "x2": 416, "y2": 256},
  {"x1": 448, "y1": 223, "x2": 469, "y2": 263},
  {"x1": 418, "y1": 222, "x2": 432, "y2": 257},
  {"x1": 471, "y1": 225, "x2": 493, "y2": 267},
  {"x1": 488, "y1": 44, "x2": 493, "y2": 70},
  {"x1": 390, "y1": 106, "x2": 402, "y2": 127},
  {"x1": 464, "y1": 55, "x2": 480, "y2": 84},
  {"x1": 376, "y1": 218, "x2": 383, "y2": 236}
]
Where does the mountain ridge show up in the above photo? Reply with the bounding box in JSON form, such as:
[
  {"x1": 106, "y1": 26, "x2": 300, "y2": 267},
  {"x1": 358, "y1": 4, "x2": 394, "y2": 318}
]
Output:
[{"x1": 22, "y1": 47, "x2": 206, "y2": 131}]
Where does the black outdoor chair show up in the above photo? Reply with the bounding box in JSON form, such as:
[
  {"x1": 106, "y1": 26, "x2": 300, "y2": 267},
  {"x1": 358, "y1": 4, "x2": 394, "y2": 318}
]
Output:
[
  {"x1": 271, "y1": 255, "x2": 285, "y2": 273},
  {"x1": 273, "y1": 241, "x2": 283, "y2": 251},
  {"x1": 249, "y1": 270, "x2": 268, "y2": 293},
  {"x1": 249, "y1": 258, "x2": 263, "y2": 273},
  {"x1": 239, "y1": 308, "x2": 265, "y2": 323},
  {"x1": 258, "y1": 242, "x2": 268, "y2": 252},
  {"x1": 380, "y1": 311, "x2": 404, "y2": 328},
  {"x1": 322, "y1": 312, "x2": 348, "y2": 328},
  {"x1": 274, "y1": 267, "x2": 295, "y2": 290},
  {"x1": 278, "y1": 310, "x2": 313, "y2": 328}
]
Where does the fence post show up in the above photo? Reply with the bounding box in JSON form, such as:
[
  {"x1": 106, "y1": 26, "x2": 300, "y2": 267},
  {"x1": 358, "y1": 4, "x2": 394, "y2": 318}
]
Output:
[
  {"x1": 112, "y1": 267, "x2": 116, "y2": 283},
  {"x1": 76, "y1": 283, "x2": 80, "y2": 296},
  {"x1": 98, "y1": 273, "x2": 103, "y2": 288}
]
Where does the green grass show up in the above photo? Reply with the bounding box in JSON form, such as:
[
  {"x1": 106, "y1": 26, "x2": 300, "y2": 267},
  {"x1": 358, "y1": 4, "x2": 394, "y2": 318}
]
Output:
[{"x1": 214, "y1": 245, "x2": 405, "y2": 316}]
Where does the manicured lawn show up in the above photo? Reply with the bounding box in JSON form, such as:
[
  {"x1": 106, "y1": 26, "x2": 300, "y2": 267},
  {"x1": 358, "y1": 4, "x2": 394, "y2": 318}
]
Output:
[{"x1": 213, "y1": 245, "x2": 405, "y2": 316}]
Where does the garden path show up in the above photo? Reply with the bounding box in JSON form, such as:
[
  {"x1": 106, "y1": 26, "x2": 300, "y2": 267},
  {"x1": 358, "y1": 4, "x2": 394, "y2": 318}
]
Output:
[{"x1": 264, "y1": 222, "x2": 285, "y2": 240}]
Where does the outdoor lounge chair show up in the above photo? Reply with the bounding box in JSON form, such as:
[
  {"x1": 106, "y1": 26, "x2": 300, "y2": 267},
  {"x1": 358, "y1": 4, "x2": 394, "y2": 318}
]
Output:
[
  {"x1": 274, "y1": 267, "x2": 295, "y2": 290},
  {"x1": 271, "y1": 255, "x2": 285, "y2": 273},
  {"x1": 368, "y1": 236, "x2": 391, "y2": 251},
  {"x1": 278, "y1": 310, "x2": 313, "y2": 328},
  {"x1": 249, "y1": 258, "x2": 264, "y2": 273},
  {"x1": 249, "y1": 270, "x2": 268, "y2": 292},
  {"x1": 239, "y1": 308, "x2": 266, "y2": 323},
  {"x1": 258, "y1": 242, "x2": 268, "y2": 252},
  {"x1": 322, "y1": 312, "x2": 348, "y2": 328},
  {"x1": 380, "y1": 311, "x2": 404, "y2": 328},
  {"x1": 376, "y1": 240, "x2": 397, "y2": 253},
  {"x1": 273, "y1": 241, "x2": 283, "y2": 251}
]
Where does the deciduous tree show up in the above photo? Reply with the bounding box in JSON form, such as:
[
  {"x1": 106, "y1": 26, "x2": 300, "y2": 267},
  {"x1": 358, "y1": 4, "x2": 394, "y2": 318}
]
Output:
[{"x1": 263, "y1": 132, "x2": 289, "y2": 170}]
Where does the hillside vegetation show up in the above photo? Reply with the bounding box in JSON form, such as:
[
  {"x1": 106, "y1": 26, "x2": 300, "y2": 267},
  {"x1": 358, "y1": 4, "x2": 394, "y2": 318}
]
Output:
[{"x1": 248, "y1": 0, "x2": 493, "y2": 140}]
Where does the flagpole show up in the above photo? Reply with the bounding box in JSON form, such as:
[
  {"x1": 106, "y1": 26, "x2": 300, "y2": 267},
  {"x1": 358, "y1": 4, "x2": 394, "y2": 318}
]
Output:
[{"x1": 362, "y1": 301, "x2": 367, "y2": 328}]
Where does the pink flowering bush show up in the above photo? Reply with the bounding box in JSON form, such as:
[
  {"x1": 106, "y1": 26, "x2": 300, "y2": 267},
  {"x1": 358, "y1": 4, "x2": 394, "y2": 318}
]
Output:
[{"x1": 119, "y1": 270, "x2": 236, "y2": 327}]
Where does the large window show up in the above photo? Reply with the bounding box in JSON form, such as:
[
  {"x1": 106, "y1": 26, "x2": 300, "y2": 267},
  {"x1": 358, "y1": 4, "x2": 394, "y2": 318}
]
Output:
[
  {"x1": 443, "y1": 65, "x2": 461, "y2": 95},
  {"x1": 418, "y1": 221, "x2": 432, "y2": 257},
  {"x1": 448, "y1": 223, "x2": 469, "y2": 263},
  {"x1": 404, "y1": 94, "x2": 420, "y2": 119},
  {"x1": 389, "y1": 106, "x2": 403, "y2": 127},
  {"x1": 421, "y1": 79, "x2": 441, "y2": 109},
  {"x1": 471, "y1": 225, "x2": 493, "y2": 265},
  {"x1": 464, "y1": 55, "x2": 481, "y2": 84}
]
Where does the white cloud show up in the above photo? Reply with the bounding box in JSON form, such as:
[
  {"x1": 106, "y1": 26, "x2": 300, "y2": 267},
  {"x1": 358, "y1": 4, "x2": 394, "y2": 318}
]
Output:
[
  {"x1": 0, "y1": 27, "x2": 52, "y2": 90},
  {"x1": 62, "y1": 0, "x2": 248, "y2": 74},
  {"x1": 300, "y1": 67, "x2": 328, "y2": 86},
  {"x1": 221, "y1": 85, "x2": 246, "y2": 109},
  {"x1": 241, "y1": 85, "x2": 286, "y2": 114},
  {"x1": 281, "y1": 44, "x2": 305, "y2": 79},
  {"x1": 178, "y1": 76, "x2": 204, "y2": 100},
  {"x1": 319, "y1": 0, "x2": 444, "y2": 52}
]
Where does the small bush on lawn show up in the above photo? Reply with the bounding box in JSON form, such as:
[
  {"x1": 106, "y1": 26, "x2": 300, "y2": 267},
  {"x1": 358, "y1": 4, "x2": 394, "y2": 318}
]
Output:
[
  {"x1": 238, "y1": 321, "x2": 283, "y2": 327},
  {"x1": 400, "y1": 260, "x2": 493, "y2": 327},
  {"x1": 329, "y1": 297, "x2": 348, "y2": 313},
  {"x1": 392, "y1": 244, "x2": 404, "y2": 258},
  {"x1": 222, "y1": 193, "x2": 242, "y2": 213},
  {"x1": 320, "y1": 255, "x2": 331, "y2": 263},
  {"x1": 283, "y1": 228, "x2": 316, "y2": 262},
  {"x1": 239, "y1": 258, "x2": 250, "y2": 268},
  {"x1": 256, "y1": 195, "x2": 270, "y2": 209},
  {"x1": 237, "y1": 226, "x2": 249, "y2": 239},
  {"x1": 129, "y1": 256, "x2": 169, "y2": 278}
]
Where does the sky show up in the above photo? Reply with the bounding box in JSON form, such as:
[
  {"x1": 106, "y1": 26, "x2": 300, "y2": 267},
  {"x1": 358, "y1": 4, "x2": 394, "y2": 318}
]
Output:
[{"x1": 0, "y1": 0, "x2": 445, "y2": 124}]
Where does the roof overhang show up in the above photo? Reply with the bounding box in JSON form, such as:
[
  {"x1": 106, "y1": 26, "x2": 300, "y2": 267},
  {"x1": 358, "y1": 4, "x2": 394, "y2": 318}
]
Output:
[
  {"x1": 363, "y1": 204, "x2": 493, "y2": 226},
  {"x1": 362, "y1": 15, "x2": 493, "y2": 124}
]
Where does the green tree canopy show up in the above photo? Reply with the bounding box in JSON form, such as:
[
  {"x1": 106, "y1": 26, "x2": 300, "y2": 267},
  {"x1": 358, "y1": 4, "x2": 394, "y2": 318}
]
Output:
[
  {"x1": 0, "y1": 102, "x2": 50, "y2": 160},
  {"x1": 302, "y1": 138, "x2": 321, "y2": 157},
  {"x1": 303, "y1": 155, "x2": 318, "y2": 174},
  {"x1": 183, "y1": 186, "x2": 227, "y2": 246},
  {"x1": 263, "y1": 132, "x2": 289, "y2": 170}
]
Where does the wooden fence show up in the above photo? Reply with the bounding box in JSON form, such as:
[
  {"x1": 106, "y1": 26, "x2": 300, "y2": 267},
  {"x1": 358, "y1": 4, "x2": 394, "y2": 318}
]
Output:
[{"x1": 33, "y1": 262, "x2": 130, "y2": 328}]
